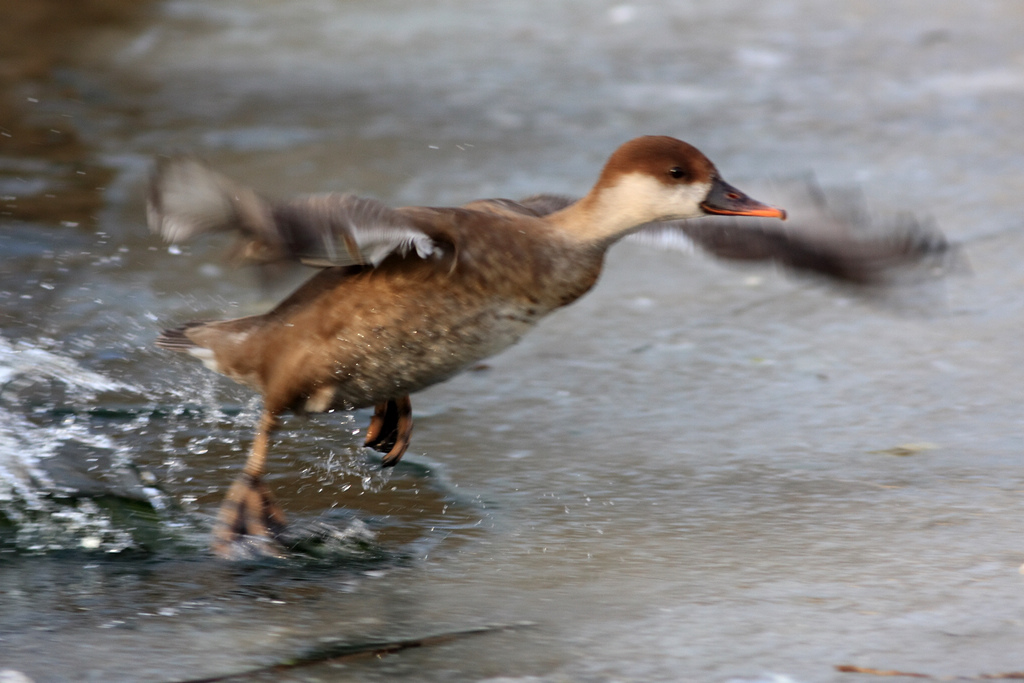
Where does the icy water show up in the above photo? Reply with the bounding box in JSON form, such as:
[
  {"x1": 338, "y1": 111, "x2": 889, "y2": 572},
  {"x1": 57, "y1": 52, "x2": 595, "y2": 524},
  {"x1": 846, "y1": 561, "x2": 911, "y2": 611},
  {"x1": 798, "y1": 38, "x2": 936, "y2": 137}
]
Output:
[{"x1": 3, "y1": 1, "x2": 1024, "y2": 681}]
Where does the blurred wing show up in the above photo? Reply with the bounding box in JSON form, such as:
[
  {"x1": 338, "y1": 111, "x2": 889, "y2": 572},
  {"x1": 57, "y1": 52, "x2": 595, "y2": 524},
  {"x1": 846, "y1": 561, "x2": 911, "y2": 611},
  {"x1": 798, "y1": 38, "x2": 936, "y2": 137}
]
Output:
[
  {"x1": 147, "y1": 157, "x2": 441, "y2": 267},
  {"x1": 274, "y1": 195, "x2": 440, "y2": 267},
  {"x1": 460, "y1": 194, "x2": 579, "y2": 218},
  {"x1": 147, "y1": 157, "x2": 276, "y2": 245},
  {"x1": 628, "y1": 183, "x2": 957, "y2": 285},
  {"x1": 515, "y1": 194, "x2": 578, "y2": 217}
]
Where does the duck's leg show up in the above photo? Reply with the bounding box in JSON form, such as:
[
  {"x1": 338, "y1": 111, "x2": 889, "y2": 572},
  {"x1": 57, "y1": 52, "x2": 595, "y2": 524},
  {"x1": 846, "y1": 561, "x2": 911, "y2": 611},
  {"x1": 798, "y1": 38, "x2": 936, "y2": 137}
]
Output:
[
  {"x1": 380, "y1": 395, "x2": 413, "y2": 467},
  {"x1": 363, "y1": 395, "x2": 413, "y2": 467},
  {"x1": 212, "y1": 410, "x2": 288, "y2": 555},
  {"x1": 364, "y1": 400, "x2": 398, "y2": 452}
]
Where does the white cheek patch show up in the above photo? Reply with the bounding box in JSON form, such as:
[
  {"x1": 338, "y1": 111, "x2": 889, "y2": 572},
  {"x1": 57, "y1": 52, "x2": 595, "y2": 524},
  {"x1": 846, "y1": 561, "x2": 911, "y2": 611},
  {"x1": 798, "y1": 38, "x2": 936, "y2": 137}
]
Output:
[
  {"x1": 674, "y1": 181, "x2": 712, "y2": 216},
  {"x1": 601, "y1": 174, "x2": 712, "y2": 224}
]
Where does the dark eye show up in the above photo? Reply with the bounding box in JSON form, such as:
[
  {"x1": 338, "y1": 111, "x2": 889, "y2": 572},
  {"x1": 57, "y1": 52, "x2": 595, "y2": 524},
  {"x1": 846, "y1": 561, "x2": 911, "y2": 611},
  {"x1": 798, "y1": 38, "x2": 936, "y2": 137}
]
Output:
[{"x1": 668, "y1": 166, "x2": 686, "y2": 179}]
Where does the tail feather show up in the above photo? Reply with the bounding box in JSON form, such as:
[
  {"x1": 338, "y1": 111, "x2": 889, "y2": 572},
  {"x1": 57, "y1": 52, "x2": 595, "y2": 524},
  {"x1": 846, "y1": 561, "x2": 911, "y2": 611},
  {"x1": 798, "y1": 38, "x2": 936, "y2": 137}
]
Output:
[
  {"x1": 154, "y1": 322, "x2": 205, "y2": 351},
  {"x1": 154, "y1": 317, "x2": 264, "y2": 383}
]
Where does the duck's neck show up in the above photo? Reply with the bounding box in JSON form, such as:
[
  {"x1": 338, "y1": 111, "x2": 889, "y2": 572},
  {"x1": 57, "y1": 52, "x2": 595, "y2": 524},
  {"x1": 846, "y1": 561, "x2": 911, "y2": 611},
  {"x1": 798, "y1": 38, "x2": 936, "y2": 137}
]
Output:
[{"x1": 545, "y1": 172, "x2": 710, "y2": 248}]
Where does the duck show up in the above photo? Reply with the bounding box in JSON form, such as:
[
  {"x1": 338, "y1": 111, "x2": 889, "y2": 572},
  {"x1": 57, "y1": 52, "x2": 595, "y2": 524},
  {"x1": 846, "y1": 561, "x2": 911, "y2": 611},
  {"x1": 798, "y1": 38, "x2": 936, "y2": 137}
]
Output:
[{"x1": 147, "y1": 135, "x2": 945, "y2": 555}]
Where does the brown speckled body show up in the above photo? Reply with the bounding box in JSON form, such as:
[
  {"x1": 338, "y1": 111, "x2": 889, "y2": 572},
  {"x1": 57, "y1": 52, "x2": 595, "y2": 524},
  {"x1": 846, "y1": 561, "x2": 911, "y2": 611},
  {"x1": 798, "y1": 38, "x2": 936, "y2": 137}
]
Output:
[{"x1": 189, "y1": 205, "x2": 605, "y2": 417}]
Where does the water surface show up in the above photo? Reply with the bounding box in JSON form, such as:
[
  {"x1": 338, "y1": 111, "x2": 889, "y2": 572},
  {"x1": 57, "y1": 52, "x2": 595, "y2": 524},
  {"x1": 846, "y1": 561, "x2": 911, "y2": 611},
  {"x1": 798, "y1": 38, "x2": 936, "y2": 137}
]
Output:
[{"x1": 3, "y1": 1, "x2": 1024, "y2": 681}]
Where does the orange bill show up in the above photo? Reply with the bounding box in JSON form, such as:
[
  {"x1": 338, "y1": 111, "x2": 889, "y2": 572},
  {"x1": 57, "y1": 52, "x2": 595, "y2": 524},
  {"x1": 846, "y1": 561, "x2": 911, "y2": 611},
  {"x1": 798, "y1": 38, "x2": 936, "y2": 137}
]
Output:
[{"x1": 701, "y1": 177, "x2": 787, "y2": 220}]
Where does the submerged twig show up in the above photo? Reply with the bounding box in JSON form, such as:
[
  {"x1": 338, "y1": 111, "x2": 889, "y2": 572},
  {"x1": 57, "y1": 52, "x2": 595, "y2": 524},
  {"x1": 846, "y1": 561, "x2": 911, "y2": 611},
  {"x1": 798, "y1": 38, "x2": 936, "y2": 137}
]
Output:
[
  {"x1": 836, "y1": 665, "x2": 932, "y2": 678},
  {"x1": 170, "y1": 621, "x2": 535, "y2": 683},
  {"x1": 836, "y1": 664, "x2": 1024, "y2": 679}
]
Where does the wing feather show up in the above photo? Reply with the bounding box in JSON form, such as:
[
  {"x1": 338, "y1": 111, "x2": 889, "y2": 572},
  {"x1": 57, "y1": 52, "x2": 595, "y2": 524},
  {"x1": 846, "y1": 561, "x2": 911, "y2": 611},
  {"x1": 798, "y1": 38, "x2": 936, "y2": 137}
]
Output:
[
  {"x1": 147, "y1": 157, "x2": 441, "y2": 268},
  {"x1": 627, "y1": 183, "x2": 957, "y2": 285},
  {"x1": 515, "y1": 194, "x2": 578, "y2": 217}
]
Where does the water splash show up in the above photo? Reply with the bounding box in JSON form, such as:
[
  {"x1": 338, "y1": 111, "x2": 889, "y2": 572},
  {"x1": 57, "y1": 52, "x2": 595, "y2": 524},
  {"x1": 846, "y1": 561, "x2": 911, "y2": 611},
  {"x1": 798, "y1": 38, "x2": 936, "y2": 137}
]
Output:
[
  {"x1": 0, "y1": 337, "x2": 166, "y2": 552},
  {"x1": 314, "y1": 434, "x2": 395, "y2": 494},
  {"x1": 0, "y1": 336, "x2": 126, "y2": 399}
]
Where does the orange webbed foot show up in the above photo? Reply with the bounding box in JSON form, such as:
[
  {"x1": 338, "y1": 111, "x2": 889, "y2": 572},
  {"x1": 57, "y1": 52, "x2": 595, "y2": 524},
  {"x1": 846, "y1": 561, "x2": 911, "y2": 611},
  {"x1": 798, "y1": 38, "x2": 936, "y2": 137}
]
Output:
[{"x1": 212, "y1": 473, "x2": 288, "y2": 558}]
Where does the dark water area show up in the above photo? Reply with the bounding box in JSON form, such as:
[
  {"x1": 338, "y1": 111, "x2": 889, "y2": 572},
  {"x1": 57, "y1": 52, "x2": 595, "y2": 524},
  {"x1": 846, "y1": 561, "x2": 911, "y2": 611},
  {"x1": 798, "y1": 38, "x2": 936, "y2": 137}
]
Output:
[{"x1": 3, "y1": 1, "x2": 1024, "y2": 681}]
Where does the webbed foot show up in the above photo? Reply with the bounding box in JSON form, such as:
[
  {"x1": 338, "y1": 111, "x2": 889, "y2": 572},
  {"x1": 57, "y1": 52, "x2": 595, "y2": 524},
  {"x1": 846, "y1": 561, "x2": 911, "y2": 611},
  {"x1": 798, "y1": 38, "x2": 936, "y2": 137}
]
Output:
[{"x1": 212, "y1": 473, "x2": 288, "y2": 557}]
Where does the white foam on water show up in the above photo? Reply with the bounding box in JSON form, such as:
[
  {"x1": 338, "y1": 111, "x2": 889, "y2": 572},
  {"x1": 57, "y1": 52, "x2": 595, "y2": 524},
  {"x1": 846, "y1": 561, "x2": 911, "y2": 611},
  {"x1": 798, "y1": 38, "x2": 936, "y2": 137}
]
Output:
[{"x1": 0, "y1": 337, "x2": 151, "y2": 552}]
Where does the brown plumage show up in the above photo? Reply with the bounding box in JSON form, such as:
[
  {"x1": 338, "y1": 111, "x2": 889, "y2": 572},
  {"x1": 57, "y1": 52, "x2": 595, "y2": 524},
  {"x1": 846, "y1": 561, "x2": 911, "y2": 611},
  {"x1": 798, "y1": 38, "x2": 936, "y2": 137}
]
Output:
[{"x1": 148, "y1": 136, "x2": 948, "y2": 555}]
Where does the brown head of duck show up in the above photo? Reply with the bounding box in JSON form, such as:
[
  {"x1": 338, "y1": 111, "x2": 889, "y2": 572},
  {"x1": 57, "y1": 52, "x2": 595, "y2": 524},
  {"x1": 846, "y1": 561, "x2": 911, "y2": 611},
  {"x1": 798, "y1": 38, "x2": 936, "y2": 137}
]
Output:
[{"x1": 546, "y1": 135, "x2": 784, "y2": 248}]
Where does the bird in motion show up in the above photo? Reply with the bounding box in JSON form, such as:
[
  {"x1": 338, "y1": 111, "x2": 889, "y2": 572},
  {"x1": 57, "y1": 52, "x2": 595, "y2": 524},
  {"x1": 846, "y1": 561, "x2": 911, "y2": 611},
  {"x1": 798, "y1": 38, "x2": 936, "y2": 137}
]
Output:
[{"x1": 148, "y1": 135, "x2": 945, "y2": 556}]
